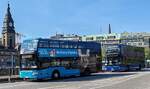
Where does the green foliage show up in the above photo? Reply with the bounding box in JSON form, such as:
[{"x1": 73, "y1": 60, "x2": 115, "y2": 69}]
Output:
[{"x1": 145, "y1": 48, "x2": 150, "y2": 59}]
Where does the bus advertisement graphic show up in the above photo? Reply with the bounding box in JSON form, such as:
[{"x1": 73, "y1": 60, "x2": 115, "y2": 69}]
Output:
[
  {"x1": 49, "y1": 49, "x2": 56, "y2": 57},
  {"x1": 38, "y1": 48, "x2": 79, "y2": 58}
]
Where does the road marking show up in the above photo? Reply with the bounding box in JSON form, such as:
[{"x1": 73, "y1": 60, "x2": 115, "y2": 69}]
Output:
[
  {"x1": 38, "y1": 85, "x2": 68, "y2": 89},
  {"x1": 46, "y1": 73, "x2": 147, "y2": 89},
  {"x1": 88, "y1": 73, "x2": 147, "y2": 89}
]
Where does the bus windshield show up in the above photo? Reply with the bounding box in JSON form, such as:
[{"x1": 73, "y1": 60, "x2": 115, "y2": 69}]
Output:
[
  {"x1": 21, "y1": 58, "x2": 38, "y2": 69},
  {"x1": 21, "y1": 39, "x2": 38, "y2": 54}
]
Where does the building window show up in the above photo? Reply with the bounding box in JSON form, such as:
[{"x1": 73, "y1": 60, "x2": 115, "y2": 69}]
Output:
[
  {"x1": 96, "y1": 36, "x2": 104, "y2": 40},
  {"x1": 133, "y1": 43, "x2": 136, "y2": 46},
  {"x1": 138, "y1": 43, "x2": 142, "y2": 46},
  {"x1": 127, "y1": 43, "x2": 131, "y2": 45},
  {"x1": 107, "y1": 36, "x2": 116, "y2": 39},
  {"x1": 10, "y1": 39, "x2": 12, "y2": 48},
  {"x1": 3, "y1": 39, "x2": 5, "y2": 46},
  {"x1": 86, "y1": 37, "x2": 94, "y2": 41}
]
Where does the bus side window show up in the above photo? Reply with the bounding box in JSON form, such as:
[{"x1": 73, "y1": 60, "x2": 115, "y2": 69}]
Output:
[
  {"x1": 50, "y1": 60, "x2": 61, "y2": 66},
  {"x1": 49, "y1": 41, "x2": 59, "y2": 48},
  {"x1": 39, "y1": 41, "x2": 49, "y2": 48},
  {"x1": 59, "y1": 41, "x2": 68, "y2": 48},
  {"x1": 41, "y1": 62, "x2": 51, "y2": 68}
]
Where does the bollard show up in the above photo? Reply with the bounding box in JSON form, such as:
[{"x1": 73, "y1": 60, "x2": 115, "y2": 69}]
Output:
[{"x1": 8, "y1": 68, "x2": 11, "y2": 82}]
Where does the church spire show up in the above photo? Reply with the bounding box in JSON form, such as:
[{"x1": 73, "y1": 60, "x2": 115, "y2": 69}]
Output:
[
  {"x1": 7, "y1": 2, "x2": 11, "y2": 17},
  {"x1": 7, "y1": 2, "x2": 10, "y2": 11},
  {"x1": 2, "y1": 2, "x2": 16, "y2": 49},
  {"x1": 3, "y1": 2, "x2": 15, "y2": 32},
  {"x1": 109, "y1": 24, "x2": 111, "y2": 34},
  {"x1": 4, "y1": 2, "x2": 14, "y2": 25}
]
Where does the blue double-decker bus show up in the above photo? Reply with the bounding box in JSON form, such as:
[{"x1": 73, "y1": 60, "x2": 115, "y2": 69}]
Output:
[
  {"x1": 19, "y1": 38, "x2": 101, "y2": 80},
  {"x1": 102, "y1": 44, "x2": 145, "y2": 72}
]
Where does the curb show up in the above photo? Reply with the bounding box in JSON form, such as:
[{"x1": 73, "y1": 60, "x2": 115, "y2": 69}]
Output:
[{"x1": 0, "y1": 75, "x2": 23, "y2": 83}]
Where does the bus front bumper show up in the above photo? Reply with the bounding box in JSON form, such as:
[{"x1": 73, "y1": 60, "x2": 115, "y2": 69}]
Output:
[{"x1": 19, "y1": 70, "x2": 39, "y2": 79}]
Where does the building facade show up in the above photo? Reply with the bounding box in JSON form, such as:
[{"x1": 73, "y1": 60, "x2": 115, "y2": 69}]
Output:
[
  {"x1": 0, "y1": 3, "x2": 19, "y2": 75},
  {"x1": 82, "y1": 33, "x2": 121, "y2": 44},
  {"x1": 50, "y1": 34, "x2": 82, "y2": 41},
  {"x1": 121, "y1": 32, "x2": 150, "y2": 48},
  {"x1": 82, "y1": 24, "x2": 121, "y2": 44}
]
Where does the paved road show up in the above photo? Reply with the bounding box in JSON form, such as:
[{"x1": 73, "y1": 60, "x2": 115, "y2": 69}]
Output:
[{"x1": 0, "y1": 71, "x2": 150, "y2": 89}]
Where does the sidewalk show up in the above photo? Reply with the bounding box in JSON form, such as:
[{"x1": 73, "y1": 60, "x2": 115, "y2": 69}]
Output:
[
  {"x1": 141, "y1": 68, "x2": 150, "y2": 71},
  {"x1": 0, "y1": 75, "x2": 20, "y2": 83},
  {"x1": 0, "y1": 75, "x2": 18, "y2": 79}
]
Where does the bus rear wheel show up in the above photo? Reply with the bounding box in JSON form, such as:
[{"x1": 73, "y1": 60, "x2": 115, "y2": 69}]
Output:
[{"x1": 52, "y1": 71, "x2": 60, "y2": 79}]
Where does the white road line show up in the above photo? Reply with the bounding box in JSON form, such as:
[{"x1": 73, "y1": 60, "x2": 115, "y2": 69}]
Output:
[
  {"x1": 89, "y1": 73, "x2": 146, "y2": 89},
  {"x1": 38, "y1": 85, "x2": 67, "y2": 89}
]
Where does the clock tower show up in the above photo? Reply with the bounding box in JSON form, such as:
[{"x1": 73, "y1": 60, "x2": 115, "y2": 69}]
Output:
[{"x1": 2, "y1": 3, "x2": 16, "y2": 49}]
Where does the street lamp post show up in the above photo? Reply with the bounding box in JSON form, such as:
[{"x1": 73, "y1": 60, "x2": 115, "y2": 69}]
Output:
[{"x1": 8, "y1": 54, "x2": 14, "y2": 82}]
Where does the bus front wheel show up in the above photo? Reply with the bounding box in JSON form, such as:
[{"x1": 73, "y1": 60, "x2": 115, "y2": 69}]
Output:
[{"x1": 52, "y1": 71, "x2": 60, "y2": 79}]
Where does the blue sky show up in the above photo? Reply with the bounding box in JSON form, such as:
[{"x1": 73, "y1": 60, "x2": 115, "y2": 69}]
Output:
[{"x1": 0, "y1": 0, "x2": 150, "y2": 39}]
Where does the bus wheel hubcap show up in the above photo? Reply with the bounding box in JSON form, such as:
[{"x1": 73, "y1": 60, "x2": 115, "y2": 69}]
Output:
[{"x1": 54, "y1": 73, "x2": 58, "y2": 78}]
